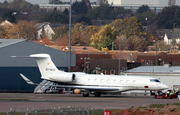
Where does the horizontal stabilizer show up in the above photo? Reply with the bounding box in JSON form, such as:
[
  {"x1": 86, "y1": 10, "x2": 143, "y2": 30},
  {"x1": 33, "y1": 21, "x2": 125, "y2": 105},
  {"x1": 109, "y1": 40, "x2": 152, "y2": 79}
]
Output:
[{"x1": 20, "y1": 73, "x2": 35, "y2": 85}]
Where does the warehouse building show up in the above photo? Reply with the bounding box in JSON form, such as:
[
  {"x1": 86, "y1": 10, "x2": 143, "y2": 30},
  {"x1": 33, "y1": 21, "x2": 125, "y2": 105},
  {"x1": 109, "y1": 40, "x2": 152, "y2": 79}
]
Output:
[{"x1": 0, "y1": 39, "x2": 76, "y2": 92}]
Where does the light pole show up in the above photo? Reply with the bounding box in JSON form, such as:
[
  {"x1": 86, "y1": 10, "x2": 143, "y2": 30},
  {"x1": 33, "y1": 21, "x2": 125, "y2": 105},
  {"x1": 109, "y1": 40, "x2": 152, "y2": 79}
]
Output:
[
  {"x1": 68, "y1": 0, "x2": 72, "y2": 72},
  {"x1": 145, "y1": 17, "x2": 148, "y2": 32},
  {"x1": 118, "y1": 38, "x2": 123, "y2": 75},
  {"x1": 153, "y1": 40, "x2": 157, "y2": 66}
]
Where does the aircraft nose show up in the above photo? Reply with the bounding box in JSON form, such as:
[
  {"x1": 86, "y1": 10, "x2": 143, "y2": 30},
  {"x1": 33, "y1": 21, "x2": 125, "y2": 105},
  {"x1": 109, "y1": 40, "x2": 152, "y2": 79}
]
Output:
[{"x1": 162, "y1": 84, "x2": 168, "y2": 89}]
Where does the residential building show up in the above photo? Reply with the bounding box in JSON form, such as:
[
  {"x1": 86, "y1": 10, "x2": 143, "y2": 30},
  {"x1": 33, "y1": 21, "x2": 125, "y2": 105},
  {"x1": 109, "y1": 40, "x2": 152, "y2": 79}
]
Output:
[
  {"x1": 164, "y1": 29, "x2": 180, "y2": 45},
  {"x1": 36, "y1": 22, "x2": 55, "y2": 40}
]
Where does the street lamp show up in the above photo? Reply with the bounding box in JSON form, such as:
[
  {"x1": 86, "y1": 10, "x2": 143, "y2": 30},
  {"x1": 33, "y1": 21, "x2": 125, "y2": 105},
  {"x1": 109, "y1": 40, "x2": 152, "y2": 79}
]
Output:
[
  {"x1": 153, "y1": 40, "x2": 157, "y2": 66},
  {"x1": 118, "y1": 38, "x2": 123, "y2": 75},
  {"x1": 68, "y1": 0, "x2": 72, "y2": 72},
  {"x1": 145, "y1": 17, "x2": 148, "y2": 32}
]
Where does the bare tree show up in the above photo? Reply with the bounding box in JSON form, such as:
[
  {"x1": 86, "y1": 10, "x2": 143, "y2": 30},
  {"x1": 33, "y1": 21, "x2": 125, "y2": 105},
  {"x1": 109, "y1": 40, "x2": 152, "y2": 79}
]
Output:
[{"x1": 168, "y1": 0, "x2": 176, "y2": 6}]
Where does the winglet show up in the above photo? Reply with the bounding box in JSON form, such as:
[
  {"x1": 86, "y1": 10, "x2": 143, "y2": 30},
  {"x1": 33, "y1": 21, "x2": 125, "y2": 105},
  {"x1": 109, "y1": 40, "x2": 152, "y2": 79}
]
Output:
[{"x1": 20, "y1": 73, "x2": 35, "y2": 85}]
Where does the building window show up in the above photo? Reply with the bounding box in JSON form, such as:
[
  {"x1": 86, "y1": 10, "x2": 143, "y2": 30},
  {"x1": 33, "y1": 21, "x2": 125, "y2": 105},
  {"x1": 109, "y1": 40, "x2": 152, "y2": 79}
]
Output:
[{"x1": 110, "y1": 70, "x2": 115, "y2": 75}]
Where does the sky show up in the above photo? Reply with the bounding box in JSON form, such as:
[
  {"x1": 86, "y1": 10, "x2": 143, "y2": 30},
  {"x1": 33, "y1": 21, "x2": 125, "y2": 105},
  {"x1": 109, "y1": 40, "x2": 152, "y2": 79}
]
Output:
[
  {"x1": 0, "y1": 0, "x2": 49, "y2": 4},
  {"x1": 0, "y1": 0, "x2": 179, "y2": 6}
]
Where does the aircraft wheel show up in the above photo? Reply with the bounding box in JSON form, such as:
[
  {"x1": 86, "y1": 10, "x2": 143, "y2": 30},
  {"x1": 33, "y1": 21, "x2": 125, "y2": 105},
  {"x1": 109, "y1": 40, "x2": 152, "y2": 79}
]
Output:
[
  {"x1": 94, "y1": 92, "x2": 101, "y2": 97},
  {"x1": 154, "y1": 95, "x2": 157, "y2": 99},
  {"x1": 83, "y1": 93, "x2": 89, "y2": 97}
]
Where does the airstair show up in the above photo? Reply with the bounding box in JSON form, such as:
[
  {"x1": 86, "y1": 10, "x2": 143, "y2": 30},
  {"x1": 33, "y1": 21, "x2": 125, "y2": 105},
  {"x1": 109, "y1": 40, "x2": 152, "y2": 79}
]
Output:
[{"x1": 34, "y1": 80, "x2": 54, "y2": 93}]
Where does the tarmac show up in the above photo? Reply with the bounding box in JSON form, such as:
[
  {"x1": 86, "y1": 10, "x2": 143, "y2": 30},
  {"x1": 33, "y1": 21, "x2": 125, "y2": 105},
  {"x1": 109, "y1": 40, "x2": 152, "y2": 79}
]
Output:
[{"x1": 0, "y1": 93, "x2": 179, "y2": 112}]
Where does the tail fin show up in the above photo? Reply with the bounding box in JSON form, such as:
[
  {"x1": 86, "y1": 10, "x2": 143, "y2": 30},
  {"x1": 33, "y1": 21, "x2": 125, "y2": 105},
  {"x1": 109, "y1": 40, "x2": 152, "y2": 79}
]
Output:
[
  {"x1": 12, "y1": 54, "x2": 59, "y2": 77},
  {"x1": 29, "y1": 54, "x2": 59, "y2": 76}
]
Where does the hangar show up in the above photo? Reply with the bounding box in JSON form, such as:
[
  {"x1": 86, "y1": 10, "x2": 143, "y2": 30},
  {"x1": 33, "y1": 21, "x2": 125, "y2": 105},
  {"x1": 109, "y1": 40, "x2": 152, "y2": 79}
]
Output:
[{"x1": 0, "y1": 39, "x2": 76, "y2": 92}]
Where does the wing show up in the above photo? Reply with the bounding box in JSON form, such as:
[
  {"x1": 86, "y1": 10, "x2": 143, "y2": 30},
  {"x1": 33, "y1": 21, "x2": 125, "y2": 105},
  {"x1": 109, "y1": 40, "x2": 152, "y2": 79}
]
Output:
[{"x1": 20, "y1": 73, "x2": 119, "y2": 91}]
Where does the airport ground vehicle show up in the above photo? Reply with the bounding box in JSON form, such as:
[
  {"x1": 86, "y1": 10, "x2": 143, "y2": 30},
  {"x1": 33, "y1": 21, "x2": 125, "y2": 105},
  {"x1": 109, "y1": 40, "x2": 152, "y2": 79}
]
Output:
[{"x1": 154, "y1": 93, "x2": 177, "y2": 99}]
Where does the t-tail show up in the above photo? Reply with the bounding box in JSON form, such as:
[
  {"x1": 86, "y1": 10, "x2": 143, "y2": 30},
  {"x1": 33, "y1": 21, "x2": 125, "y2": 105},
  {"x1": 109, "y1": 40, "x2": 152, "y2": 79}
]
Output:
[
  {"x1": 12, "y1": 54, "x2": 61, "y2": 79},
  {"x1": 30, "y1": 54, "x2": 59, "y2": 76}
]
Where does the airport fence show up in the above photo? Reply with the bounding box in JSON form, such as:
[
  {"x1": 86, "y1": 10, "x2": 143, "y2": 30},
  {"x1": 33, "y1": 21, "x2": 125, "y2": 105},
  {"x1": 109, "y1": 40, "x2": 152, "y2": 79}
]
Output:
[{"x1": 5, "y1": 107, "x2": 126, "y2": 115}]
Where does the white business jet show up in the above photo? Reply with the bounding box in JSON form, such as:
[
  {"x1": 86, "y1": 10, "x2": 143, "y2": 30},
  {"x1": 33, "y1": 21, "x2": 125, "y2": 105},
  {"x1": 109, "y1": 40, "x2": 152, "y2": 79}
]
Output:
[{"x1": 13, "y1": 54, "x2": 168, "y2": 97}]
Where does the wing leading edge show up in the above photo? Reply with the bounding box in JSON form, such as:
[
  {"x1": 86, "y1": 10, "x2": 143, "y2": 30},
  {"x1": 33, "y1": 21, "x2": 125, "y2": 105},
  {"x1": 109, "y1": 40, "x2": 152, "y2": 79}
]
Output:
[{"x1": 20, "y1": 73, "x2": 119, "y2": 91}]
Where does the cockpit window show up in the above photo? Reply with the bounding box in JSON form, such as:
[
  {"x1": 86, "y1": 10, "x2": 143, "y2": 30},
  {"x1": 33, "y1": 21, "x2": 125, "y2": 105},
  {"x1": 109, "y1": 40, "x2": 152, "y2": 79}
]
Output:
[{"x1": 150, "y1": 79, "x2": 160, "y2": 83}]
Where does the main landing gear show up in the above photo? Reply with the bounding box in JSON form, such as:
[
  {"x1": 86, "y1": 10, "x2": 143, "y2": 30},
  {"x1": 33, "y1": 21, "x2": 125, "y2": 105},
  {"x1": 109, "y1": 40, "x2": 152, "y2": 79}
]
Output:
[
  {"x1": 83, "y1": 93, "x2": 89, "y2": 97},
  {"x1": 94, "y1": 92, "x2": 101, "y2": 97},
  {"x1": 83, "y1": 92, "x2": 101, "y2": 97}
]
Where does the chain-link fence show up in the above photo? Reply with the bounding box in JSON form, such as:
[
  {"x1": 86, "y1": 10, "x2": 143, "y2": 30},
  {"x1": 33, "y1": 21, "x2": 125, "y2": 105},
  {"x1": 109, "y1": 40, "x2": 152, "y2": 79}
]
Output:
[{"x1": 6, "y1": 107, "x2": 126, "y2": 115}]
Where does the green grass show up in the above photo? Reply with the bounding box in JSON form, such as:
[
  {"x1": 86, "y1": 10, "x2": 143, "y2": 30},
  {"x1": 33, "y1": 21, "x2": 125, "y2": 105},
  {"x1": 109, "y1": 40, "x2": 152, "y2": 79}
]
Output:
[
  {"x1": 150, "y1": 104, "x2": 166, "y2": 108},
  {"x1": 172, "y1": 103, "x2": 180, "y2": 106},
  {"x1": 139, "y1": 106, "x2": 149, "y2": 109}
]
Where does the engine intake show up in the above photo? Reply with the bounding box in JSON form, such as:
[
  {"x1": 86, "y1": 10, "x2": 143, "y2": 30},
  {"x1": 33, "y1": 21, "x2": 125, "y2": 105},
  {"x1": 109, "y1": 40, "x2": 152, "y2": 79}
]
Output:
[{"x1": 49, "y1": 73, "x2": 76, "y2": 83}]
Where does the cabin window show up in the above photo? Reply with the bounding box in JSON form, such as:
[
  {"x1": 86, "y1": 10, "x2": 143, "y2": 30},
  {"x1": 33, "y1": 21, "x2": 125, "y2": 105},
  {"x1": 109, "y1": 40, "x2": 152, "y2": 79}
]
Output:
[
  {"x1": 94, "y1": 79, "x2": 98, "y2": 82},
  {"x1": 107, "y1": 79, "x2": 111, "y2": 83},
  {"x1": 88, "y1": 78, "x2": 92, "y2": 82},
  {"x1": 110, "y1": 70, "x2": 115, "y2": 75},
  {"x1": 100, "y1": 79, "x2": 105, "y2": 83},
  {"x1": 126, "y1": 80, "x2": 130, "y2": 83},
  {"x1": 102, "y1": 70, "x2": 106, "y2": 75},
  {"x1": 113, "y1": 79, "x2": 117, "y2": 83},
  {"x1": 132, "y1": 80, "x2": 136, "y2": 83},
  {"x1": 150, "y1": 79, "x2": 160, "y2": 83},
  {"x1": 120, "y1": 80, "x2": 123, "y2": 83}
]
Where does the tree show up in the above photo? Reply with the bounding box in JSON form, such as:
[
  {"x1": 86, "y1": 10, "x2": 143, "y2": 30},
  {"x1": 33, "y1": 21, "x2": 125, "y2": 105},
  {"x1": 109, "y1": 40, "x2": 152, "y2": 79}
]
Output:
[
  {"x1": 136, "y1": 5, "x2": 150, "y2": 14},
  {"x1": 110, "y1": 17, "x2": 149, "y2": 51},
  {"x1": 52, "y1": 26, "x2": 68, "y2": 41},
  {"x1": 110, "y1": 7, "x2": 132, "y2": 19},
  {"x1": 39, "y1": 11, "x2": 68, "y2": 23},
  {"x1": 98, "y1": 36, "x2": 114, "y2": 50},
  {"x1": 72, "y1": 0, "x2": 88, "y2": 15},
  {"x1": 49, "y1": 0, "x2": 63, "y2": 4},
  {"x1": 156, "y1": 5, "x2": 180, "y2": 29},
  {"x1": 7, "y1": 20, "x2": 37, "y2": 40},
  {"x1": 0, "y1": 26, "x2": 7, "y2": 38},
  {"x1": 63, "y1": 8, "x2": 69, "y2": 15},
  {"x1": 8, "y1": 0, "x2": 33, "y2": 10},
  {"x1": 71, "y1": 23, "x2": 84, "y2": 34},
  {"x1": 82, "y1": 25, "x2": 99, "y2": 45},
  {"x1": 87, "y1": 4, "x2": 112, "y2": 20},
  {"x1": 76, "y1": 15, "x2": 91, "y2": 25},
  {"x1": 136, "y1": 11, "x2": 156, "y2": 26},
  {"x1": 2, "y1": 10, "x2": 16, "y2": 22},
  {"x1": 90, "y1": 25, "x2": 118, "y2": 49}
]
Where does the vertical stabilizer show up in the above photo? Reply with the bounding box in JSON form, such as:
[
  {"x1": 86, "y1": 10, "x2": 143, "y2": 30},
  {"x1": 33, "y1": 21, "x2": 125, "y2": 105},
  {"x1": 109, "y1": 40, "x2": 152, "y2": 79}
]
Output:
[{"x1": 30, "y1": 54, "x2": 59, "y2": 76}]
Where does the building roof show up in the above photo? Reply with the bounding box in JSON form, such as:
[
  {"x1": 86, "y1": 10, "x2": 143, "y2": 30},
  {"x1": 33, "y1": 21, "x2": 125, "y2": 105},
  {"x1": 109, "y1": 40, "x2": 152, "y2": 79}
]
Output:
[
  {"x1": 166, "y1": 29, "x2": 180, "y2": 39},
  {"x1": 0, "y1": 39, "x2": 26, "y2": 48},
  {"x1": 126, "y1": 66, "x2": 180, "y2": 73},
  {"x1": 36, "y1": 22, "x2": 50, "y2": 30}
]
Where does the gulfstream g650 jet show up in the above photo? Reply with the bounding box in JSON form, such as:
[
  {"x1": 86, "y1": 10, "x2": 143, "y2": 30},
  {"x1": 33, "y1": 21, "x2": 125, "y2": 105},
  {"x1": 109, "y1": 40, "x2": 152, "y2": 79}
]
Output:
[{"x1": 13, "y1": 54, "x2": 168, "y2": 97}]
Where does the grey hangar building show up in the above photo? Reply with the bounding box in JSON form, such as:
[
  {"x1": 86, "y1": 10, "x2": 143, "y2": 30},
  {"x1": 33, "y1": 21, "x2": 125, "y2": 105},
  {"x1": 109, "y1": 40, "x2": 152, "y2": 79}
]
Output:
[{"x1": 0, "y1": 39, "x2": 76, "y2": 92}]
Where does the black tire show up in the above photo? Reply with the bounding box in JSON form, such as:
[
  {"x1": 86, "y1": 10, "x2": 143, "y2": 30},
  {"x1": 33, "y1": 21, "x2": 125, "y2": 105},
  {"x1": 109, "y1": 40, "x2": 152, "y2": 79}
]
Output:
[
  {"x1": 94, "y1": 92, "x2": 101, "y2": 97},
  {"x1": 154, "y1": 95, "x2": 157, "y2": 99},
  {"x1": 83, "y1": 93, "x2": 89, "y2": 97}
]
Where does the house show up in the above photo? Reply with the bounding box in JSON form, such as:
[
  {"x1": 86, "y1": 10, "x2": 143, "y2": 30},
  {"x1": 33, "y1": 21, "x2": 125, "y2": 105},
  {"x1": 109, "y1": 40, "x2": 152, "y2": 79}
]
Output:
[
  {"x1": 164, "y1": 29, "x2": 180, "y2": 45},
  {"x1": 36, "y1": 22, "x2": 55, "y2": 40},
  {"x1": 0, "y1": 20, "x2": 13, "y2": 27}
]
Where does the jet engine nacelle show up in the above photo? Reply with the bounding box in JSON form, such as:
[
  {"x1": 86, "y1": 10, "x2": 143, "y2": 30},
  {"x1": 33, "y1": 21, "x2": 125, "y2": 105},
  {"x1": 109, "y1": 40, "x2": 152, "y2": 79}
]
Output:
[{"x1": 49, "y1": 73, "x2": 76, "y2": 83}]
